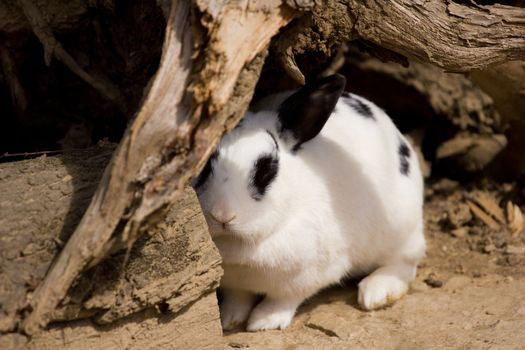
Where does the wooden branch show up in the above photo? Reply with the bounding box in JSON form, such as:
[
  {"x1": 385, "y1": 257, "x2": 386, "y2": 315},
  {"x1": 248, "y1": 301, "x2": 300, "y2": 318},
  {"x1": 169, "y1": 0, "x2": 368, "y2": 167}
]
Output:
[
  {"x1": 22, "y1": 0, "x2": 294, "y2": 335},
  {"x1": 274, "y1": 0, "x2": 525, "y2": 81},
  {"x1": 352, "y1": 0, "x2": 525, "y2": 72}
]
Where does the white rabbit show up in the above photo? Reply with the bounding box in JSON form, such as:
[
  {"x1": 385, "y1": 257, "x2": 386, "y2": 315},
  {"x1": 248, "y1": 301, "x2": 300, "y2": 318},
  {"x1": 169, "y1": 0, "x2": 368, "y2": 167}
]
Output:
[{"x1": 194, "y1": 74, "x2": 426, "y2": 332}]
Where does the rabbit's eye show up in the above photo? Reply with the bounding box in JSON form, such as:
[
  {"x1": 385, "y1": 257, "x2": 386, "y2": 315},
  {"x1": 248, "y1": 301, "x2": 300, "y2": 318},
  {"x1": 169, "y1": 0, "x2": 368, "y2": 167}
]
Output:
[{"x1": 249, "y1": 153, "x2": 279, "y2": 201}]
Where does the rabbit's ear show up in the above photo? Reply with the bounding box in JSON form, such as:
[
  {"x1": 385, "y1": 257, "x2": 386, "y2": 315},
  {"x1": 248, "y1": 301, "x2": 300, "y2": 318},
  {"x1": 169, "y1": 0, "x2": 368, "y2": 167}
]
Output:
[{"x1": 278, "y1": 74, "x2": 346, "y2": 151}]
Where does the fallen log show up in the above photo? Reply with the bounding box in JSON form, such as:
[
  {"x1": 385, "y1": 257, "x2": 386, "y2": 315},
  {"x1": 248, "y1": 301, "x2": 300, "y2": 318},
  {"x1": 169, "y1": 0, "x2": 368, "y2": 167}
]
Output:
[{"x1": 0, "y1": 145, "x2": 223, "y2": 348}]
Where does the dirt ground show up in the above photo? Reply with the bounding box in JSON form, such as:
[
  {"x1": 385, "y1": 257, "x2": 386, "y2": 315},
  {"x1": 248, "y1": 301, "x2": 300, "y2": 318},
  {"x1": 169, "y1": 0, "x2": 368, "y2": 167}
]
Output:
[{"x1": 223, "y1": 180, "x2": 525, "y2": 350}]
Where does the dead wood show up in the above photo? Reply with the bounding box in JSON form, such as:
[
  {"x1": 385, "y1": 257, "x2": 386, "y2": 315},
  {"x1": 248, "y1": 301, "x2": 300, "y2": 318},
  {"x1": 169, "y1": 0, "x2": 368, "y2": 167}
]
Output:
[
  {"x1": 0, "y1": 146, "x2": 222, "y2": 346},
  {"x1": 273, "y1": 0, "x2": 525, "y2": 83}
]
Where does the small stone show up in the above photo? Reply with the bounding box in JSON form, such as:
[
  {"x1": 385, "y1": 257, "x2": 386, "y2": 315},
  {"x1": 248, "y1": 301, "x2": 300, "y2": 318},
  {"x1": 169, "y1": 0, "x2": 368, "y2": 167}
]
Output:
[
  {"x1": 432, "y1": 178, "x2": 460, "y2": 193},
  {"x1": 229, "y1": 342, "x2": 249, "y2": 348},
  {"x1": 455, "y1": 264, "x2": 466, "y2": 274},
  {"x1": 22, "y1": 243, "x2": 38, "y2": 256},
  {"x1": 505, "y1": 245, "x2": 525, "y2": 255},
  {"x1": 483, "y1": 244, "x2": 496, "y2": 253},
  {"x1": 424, "y1": 274, "x2": 443, "y2": 288},
  {"x1": 444, "y1": 203, "x2": 472, "y2": 229},
  {"x1": 502, "y1": 183, "x2": 514, "y2": 193},
  {"x1": 451, "y1": 227, "x2": 468, "y2": 238}
]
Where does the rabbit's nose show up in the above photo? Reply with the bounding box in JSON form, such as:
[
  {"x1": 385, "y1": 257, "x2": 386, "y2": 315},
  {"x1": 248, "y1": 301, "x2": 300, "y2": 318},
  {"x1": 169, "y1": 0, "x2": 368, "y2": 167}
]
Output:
[{"x1": 210, "y1": 210, "x2": 236, "y2": 225}]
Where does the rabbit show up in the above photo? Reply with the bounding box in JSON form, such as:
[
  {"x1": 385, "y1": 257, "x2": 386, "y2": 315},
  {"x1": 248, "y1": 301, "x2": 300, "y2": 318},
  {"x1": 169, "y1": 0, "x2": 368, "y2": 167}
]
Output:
[{"x1": 193, "y1": 74, "x2": 426, "y2": 332}]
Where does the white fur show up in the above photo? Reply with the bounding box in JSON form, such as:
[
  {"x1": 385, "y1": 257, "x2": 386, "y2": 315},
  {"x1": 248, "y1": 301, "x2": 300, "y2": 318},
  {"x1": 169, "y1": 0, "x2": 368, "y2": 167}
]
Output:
[{"x1": 196, "y1": 92, "x2": 426, "y2": 331}]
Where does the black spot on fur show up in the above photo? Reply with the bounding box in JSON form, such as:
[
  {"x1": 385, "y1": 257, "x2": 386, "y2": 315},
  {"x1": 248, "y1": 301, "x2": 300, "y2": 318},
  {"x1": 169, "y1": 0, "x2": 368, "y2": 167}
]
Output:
[
  {"x1": 194, "y1": 151, "x2": 218, "y2": 188},
  {"x1": 250, "y1": 153, "x2": 279, "y2": 200},
  {"x1": 341, "y1": 94, "x2": 375, "y2": 120},
  {"x1": 398, "y1": 140, "x2": 411, "y2": 176}
]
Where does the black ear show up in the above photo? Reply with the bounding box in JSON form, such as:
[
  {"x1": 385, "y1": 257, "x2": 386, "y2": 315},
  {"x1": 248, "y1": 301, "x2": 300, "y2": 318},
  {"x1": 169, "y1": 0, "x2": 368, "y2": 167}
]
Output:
[{"x1": 278, "y1": 74, "x2": 346, "y2": 151}]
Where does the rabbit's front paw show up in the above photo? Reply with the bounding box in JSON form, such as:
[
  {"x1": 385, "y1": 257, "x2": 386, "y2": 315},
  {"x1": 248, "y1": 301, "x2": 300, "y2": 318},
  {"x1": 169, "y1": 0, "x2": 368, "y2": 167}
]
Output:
[
  {"x1": 220, "y1": 289, "x2": 256, "y2": 331},
  {"x1": 358, "y1": 265, "x2": 413, "y2": 310},
  {"x1": 246, "y1": 296, "x2": 302, "y2": 331}
]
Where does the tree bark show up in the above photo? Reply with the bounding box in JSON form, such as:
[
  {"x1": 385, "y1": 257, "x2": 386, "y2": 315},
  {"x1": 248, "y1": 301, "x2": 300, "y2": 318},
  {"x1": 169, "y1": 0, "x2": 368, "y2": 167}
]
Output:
[{"x1": 273, "y1": 0, "x2": 525, "y2": 83}]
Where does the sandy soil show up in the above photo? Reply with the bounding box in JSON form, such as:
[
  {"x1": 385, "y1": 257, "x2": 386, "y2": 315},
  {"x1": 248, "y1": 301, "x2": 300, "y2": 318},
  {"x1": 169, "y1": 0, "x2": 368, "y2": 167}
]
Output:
[{"x1": 223, "y1": 180, "x2": 525, "y2": 349}]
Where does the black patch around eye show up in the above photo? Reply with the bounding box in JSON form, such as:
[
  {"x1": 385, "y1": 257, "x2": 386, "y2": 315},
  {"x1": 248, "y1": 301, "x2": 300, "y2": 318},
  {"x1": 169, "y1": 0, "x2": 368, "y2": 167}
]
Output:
[
  {"x1": 250, "y1": 154, "x2": 279, "y2": 200},
  {"x1": 194, "y1": 151, "x2": 218, "y2": 188},
  {"x1": 342, "y1": 94, "x2": 375, "y2": 120},
  {"x1": 398, "y1": 140, "x2": 411, "y2": 176}
]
